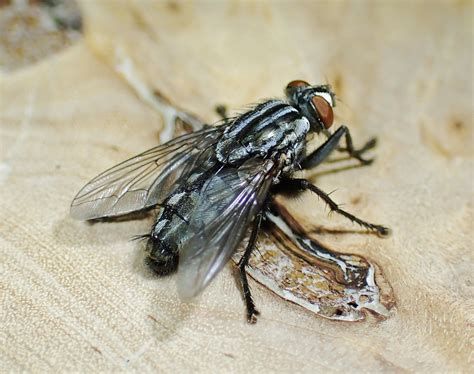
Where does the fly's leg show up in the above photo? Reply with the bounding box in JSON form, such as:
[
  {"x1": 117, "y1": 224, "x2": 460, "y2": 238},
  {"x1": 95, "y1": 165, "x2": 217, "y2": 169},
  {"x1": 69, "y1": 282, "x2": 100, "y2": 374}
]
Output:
[
  {"x1": 337, "y1": 136, "x2": 377, "y2": 159},
  {"x1": 336, "y1": 127, "x2": 377, "y2": 164},
  {"x1": 276, "y1": 178, "x2": 390, "y2": 236},
  {"x1": 302, "y1": 126, "x2": 346, "y2": 169},
  {"x1": 215, "y1": 104, "x2": 232, "y2": 126},
  {"x1": 215, "y1": 104, "x2": 228, "y2": 119},
  {"x1": 238, "y1": 213, "x2": 263, "y2": 324},
  {"x1": 303, "y1": 126, "x2": 374, "y2": 169}
]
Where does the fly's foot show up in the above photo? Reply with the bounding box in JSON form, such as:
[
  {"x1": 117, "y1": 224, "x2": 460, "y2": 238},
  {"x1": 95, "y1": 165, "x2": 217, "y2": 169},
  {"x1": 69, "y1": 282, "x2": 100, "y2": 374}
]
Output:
[
  {"x1": 339, "y1": 137, "x2": 378, "y2": 165},
  {"x1": 358, "y1": 222, "x2": 391, "y2": 237},
  {"x1": 241, "y1": 270, "x2": 261, "y2": 324},
  {"x1": 246, "y1": 302, "x2": 260, "y2": 324},
  {"x1": 357, "y1": 137, "x2": 378, "y2": 154},
  {"x1": 376, "y1": 225, "x2": 392, "y2": 237},
  {"x1": 353, "y1": 137, "x2": 377, "y2": 165}
]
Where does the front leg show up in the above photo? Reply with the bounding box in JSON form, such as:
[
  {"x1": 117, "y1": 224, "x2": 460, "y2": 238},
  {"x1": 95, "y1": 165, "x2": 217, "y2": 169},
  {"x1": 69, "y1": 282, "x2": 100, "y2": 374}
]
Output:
[
  {"x1": 275, "y1": 178, "x2": 390, "y2": 237},
  {"x1": 337, "y1": 127, "x2": 377, "y2": 165},
  {"x1": 302, "y1": 126, "x2": 375, "y2": 169}
]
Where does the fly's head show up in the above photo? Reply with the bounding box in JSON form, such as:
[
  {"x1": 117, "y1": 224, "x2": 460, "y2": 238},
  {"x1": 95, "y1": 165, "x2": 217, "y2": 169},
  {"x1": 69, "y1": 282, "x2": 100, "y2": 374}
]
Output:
[{"x1": 285, "y1": 80, "x2": 336, "y2": 132}]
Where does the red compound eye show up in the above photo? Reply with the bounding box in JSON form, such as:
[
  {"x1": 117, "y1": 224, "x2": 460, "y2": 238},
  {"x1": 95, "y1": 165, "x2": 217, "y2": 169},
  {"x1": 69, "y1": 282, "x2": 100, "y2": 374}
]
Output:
[
  {"x1": 311, "y1": 95, "x2": 334, "y2": 129},
  {"x1": 286, "y1": 80, "x2": 310, "y2": 90}
]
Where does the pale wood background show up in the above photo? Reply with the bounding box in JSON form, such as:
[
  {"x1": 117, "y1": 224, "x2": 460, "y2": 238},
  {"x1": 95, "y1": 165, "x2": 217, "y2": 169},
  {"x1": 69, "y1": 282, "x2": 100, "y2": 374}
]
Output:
[{"x1": 0, "y1": 1, "x2": 472, "y2": 372}]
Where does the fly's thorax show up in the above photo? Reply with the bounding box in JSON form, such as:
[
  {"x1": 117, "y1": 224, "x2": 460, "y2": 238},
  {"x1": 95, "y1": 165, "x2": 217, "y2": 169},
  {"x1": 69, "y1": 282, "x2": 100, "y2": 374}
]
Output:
[
  {"x1": 281, "y1": 139, "x2": 307, "y2": 173},
  {"x1": 215, "y1": 100, "x2": 310, "y2": 165}
]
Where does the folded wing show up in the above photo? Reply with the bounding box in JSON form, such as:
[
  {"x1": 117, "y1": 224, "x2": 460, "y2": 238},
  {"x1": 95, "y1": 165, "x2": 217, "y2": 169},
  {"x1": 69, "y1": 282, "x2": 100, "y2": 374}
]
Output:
[{"x1": 177, "y1": 158, "x2": 278, "y2": 299}]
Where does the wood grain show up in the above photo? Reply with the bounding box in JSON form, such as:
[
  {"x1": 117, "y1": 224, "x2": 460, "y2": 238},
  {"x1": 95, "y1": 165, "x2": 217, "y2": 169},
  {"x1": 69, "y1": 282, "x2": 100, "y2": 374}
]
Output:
[{"x1": 1, "y1": 1, "x2": 472, "y2": 372}]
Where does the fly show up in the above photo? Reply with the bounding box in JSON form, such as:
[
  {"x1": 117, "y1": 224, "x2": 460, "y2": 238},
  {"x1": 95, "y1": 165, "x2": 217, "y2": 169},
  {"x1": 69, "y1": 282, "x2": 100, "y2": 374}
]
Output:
[{"x1": 70, "y1": 80, "x2": 390, "y2": 323}]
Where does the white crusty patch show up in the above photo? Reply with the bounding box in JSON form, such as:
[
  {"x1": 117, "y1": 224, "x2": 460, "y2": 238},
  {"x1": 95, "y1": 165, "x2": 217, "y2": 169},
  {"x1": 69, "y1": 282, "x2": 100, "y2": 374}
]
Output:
[{"x1": 232, "y1": 212, "x2": 394, "y2": 321}]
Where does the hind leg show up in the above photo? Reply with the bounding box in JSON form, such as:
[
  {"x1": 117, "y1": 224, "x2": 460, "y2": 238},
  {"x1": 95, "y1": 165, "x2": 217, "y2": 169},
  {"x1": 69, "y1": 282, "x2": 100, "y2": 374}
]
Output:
[{"x1": 238, "y1": 213, "x2": 263, "y2": 324}]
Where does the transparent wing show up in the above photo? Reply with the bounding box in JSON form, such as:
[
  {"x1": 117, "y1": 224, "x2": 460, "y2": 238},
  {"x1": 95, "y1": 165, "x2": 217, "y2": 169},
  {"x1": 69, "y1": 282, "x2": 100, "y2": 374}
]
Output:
[
  {"x1": 177, "y1": 158, "x2": 278, "y2": 300},
  {"x1": 70, "y1": 127, "x2": 223, "y2": 220}
]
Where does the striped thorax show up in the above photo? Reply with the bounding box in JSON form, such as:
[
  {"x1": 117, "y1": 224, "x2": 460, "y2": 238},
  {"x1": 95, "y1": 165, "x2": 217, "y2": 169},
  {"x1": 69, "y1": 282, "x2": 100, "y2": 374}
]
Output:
[{"x1": 216, "y1": 100, "x2": 310, "y2": 167}]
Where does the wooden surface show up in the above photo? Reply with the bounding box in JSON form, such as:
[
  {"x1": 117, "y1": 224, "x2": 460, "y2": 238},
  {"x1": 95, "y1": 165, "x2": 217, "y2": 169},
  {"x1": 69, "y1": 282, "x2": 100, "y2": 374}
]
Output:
[{"x1": 1, "y1": 1, "x2": 472, "y2": 372}]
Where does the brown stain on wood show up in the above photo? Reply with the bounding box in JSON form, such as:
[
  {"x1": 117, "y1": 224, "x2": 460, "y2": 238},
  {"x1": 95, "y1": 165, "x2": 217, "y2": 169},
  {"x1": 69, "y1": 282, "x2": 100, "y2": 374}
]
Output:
[
  {"x1": 419, "y1": 120, "x2": 452, "y2": 159},
  {"x1": 350, "y1": 195, "x2": 362, "y2": 206},
  {"x1": 129, "y1": 6, "x2": 157, "y2": 41},
  {"x1": 91, "y1": 346, "x2": 102, "y2": 355},
  {"x1": 450, "y1": 119, "x2": 465, "y2": 133},
  {"x1": 331, "y1": 72, "x2": 345, "y2": 97},
  {"x1": 419, "y1": 117, "x2": 472, "y2": 159},
  {"x1": 166, "y1": 1, "x2": 180, "y2": 13}
]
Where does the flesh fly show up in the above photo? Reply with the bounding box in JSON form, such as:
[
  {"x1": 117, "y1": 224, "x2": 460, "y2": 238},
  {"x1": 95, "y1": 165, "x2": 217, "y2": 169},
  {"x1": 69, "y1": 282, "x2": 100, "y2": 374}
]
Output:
[{"x1": 71, "y1": 80, "x2": 390, "y2": 323}]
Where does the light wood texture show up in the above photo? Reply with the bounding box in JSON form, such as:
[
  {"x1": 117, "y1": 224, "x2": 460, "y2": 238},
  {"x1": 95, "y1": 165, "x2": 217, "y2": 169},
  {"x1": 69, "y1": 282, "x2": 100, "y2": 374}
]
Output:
[{"x1": 1, "y1": 1, "x2": 472, "y2": 372}]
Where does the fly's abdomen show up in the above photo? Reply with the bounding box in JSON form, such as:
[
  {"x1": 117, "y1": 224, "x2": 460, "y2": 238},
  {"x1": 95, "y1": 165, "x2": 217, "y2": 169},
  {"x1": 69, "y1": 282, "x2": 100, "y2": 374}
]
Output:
[
  {"x1": 216, "y1": 100, "x2": 310, "y2": 164},
  {"x1": 146, "y1": 147, "x2": 218, "y2": 266},
  {"x1": 146, "y1": 188, "x2": 199, "y2": 264}
]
